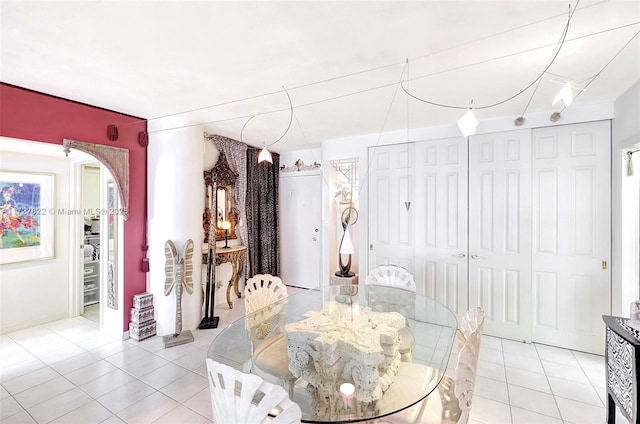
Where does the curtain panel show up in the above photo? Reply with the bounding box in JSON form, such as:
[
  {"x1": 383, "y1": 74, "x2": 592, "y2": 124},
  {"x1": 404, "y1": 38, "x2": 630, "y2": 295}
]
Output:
[
  {"x1": 209, "y1": 135, "x2": 250, "y2": 279},
  {"x1": 246, "y1": 148, "x2": 280, "y2": 277}
]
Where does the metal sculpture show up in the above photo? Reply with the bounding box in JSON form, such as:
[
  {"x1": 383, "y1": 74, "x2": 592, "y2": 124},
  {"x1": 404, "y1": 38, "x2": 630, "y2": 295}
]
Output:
[{"x1": 163, "y1": 239, "x2": 195, "y2": 348}]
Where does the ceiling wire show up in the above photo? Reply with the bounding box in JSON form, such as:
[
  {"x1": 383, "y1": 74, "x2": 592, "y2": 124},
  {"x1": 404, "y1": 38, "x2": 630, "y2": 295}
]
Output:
[
  {"x1": 401, "y1": 1, "x2": 577, "y2": 110},
  {"x1": 358, "y1": 62, "x2": 408, "y2": 200},
  {"x1": 141, "y1": 2, "x2": 632, "y2": 128},
  {"x1": 145, "y1": 20, "x2": 639, "y2": 136},
  {"x1": 404, "y1": 21, "x2": 638, "y2": 86},
  {"x1": 559, "y1": 29, "x2": 640, "y2": 113},
  {"x1": 238, "y1": 86, "x2": 293, "y2": 148},
  {"x1": 518, "y1": 3, "x2": 579, "y2": 118},
  {"x1": 140, "y1": 0, "x2": 605, "y2": 124},
  {"x1": 292, "y1": 113, "x2": 334, "y2": 194}
]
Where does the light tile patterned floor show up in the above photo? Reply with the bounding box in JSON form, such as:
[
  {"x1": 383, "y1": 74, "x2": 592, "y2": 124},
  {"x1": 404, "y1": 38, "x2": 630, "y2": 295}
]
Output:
[{"x1": 0, "y1": 293, "x2": 630, "y2": 424}]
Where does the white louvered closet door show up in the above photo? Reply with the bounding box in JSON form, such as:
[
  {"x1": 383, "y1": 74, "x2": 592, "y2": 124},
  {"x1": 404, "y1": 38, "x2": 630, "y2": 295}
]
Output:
[
  {"x1": 413, "y1": 137, "x2": 469, "y2": 314},
  {"x1": 468, "y1": 129, "x2": 533, "y2": 342},
  {"x1": 531, "y1": 121, "x2": 611, "y2": 354},
  {"x1": 368, "y1": 143, "x2": 415, "y2": 273}
]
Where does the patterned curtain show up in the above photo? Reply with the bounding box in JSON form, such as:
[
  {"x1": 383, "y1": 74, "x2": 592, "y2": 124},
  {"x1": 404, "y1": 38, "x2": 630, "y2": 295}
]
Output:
[
  {"x1": 246, "y1": 148, "x2": 280, "y2": 277},
  {"x1": 208, "y1": 135, "x2": 249, "y2": 279}
]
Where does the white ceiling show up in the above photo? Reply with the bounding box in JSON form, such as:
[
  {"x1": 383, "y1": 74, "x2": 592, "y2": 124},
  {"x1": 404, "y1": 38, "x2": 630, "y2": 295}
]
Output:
[{"x1": 2, "y1": 1, "x2": 639, "y2": 153}]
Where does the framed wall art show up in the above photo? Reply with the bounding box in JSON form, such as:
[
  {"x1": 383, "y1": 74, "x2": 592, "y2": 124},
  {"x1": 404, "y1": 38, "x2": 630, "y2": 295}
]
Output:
[{"x1": 0, "y1": 171, "x2": 55, "y2": 264}]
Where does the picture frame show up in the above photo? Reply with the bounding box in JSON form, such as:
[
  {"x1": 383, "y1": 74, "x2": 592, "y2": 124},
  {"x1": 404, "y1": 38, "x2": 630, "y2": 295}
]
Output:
[{"x1": 0, "y1": 171, "x2": 55, "y2": 264}]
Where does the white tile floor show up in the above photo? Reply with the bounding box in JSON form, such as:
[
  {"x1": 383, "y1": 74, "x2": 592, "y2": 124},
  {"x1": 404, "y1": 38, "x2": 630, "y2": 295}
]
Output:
[{"x1": 0, "y1": 294, "x2": 629, "y2": 424}]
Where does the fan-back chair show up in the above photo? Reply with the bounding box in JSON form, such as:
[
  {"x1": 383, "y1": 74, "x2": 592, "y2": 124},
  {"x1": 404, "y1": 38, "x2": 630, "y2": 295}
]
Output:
[
  {"x1": 206, "y1": 358, "x2": 301, "y2": 424},
  {"x1": 365, "y1": 264, "x2": 417, "y2": 361},
  {"x1": 244, "y1": 274, "x2": 297, "y2": 399},
  {"x1": 380, "y1": 307, "x2": 485, "y2": 424}
]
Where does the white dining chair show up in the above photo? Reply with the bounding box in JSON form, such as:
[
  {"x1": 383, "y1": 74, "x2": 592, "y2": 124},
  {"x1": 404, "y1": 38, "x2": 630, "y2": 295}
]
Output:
[
  {"x1": 365, "y1": 264, "x2": 417, "y2": 361},
  {"x1": 380, "y1": 307, "x2": 485, "y2": 424},
  {"x1": 244, "y1": 274, "x2": 297, "y2": 399},
  {"x1": 366, "y1": 264, "x2": 417, "y2": 292},
  {"x1": 206, "y1": 358, "x2": 302, "y2": 424}
]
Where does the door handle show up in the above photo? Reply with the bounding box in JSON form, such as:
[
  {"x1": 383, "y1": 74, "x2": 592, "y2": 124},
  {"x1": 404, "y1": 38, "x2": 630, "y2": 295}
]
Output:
[
  {"x1": 452, "y1": 253, "x2": 466, "y2": 258},
  {"x1": 471, "y1": 254, "x2": 485, "y2": 260}
]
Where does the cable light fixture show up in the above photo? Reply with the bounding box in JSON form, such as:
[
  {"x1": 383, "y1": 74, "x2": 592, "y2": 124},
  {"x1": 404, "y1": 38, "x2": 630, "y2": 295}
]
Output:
[
  {"x1": 239, "y1": 87, "x2": 294, "y2": 164},
  {"x1": 258, "y1": 143, "x2": 273, "y2": 164},
  {"x1": 457, "y1": 101, "x2": 479, "y2": 137},
  {"x1": 403, "y1": 1, "x2": 576, "y2": 135},
  {"x1": 119, "y1": 1, "x2": 640, "y2": 140},
  {"x1": 549, "y1": 29, "x2": 639, "y2": 123},
  {"x1": 552, "y1": 81, "x2": 574, "y2": 107}
]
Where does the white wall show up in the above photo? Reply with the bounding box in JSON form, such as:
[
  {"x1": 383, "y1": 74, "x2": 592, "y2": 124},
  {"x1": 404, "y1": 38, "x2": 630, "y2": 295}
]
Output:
[
  {"x1": 0, "y1": 150, "x2": 71, "y2": 333},
  {"x1": 612, "y1": 81, "x2": 640, "y2": 316},
  {"x1": 613, "y1": 81, "x2": 640, "y2": 147},
  {"x1": 280, "y1": 148, "x2": 321, "y2": 169}
]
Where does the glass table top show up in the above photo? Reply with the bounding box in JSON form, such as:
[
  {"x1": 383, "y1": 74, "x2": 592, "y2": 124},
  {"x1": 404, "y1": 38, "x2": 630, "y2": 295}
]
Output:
[{"x1": 208, "y1": 285, "x2": 458, "y2": 423}]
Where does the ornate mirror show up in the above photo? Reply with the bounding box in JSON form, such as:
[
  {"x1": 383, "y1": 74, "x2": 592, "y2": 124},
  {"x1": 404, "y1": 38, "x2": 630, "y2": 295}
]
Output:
[{"x1": 203, "y1": 152, "x2": 238, "y2": 243}]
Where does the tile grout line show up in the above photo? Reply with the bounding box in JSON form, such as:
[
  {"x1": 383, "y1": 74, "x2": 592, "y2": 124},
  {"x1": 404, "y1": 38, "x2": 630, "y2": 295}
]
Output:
[
  {"x1": 498, "y1": 337, "x2": 515, "y2": 424},
  {"x1": 570, "y1": 348, "x2": 606, "y2": 408},
  {"x1": 533, "y1": 342, "x2": 567, "y2": 423},
  {"x1": 4, "y1": 324, "x2": 212, "y2": 424}
]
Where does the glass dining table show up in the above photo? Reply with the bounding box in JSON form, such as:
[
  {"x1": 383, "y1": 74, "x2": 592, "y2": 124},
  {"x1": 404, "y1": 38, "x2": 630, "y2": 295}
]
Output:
[{"x1": 208, "y1": 284, "x2": 458, "y2": 423}]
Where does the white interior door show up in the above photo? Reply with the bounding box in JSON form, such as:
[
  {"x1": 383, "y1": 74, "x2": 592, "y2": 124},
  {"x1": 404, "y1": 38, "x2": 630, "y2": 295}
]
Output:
[
  {"x1": 279, "y1": 173, "x2": 322, "y2": 289},
  {"x1": 368, "y1": 144, "x2": 415, "y2": 273},
  {"x1": 414, "y1": 137, "x2": 468, "y2": 314},
  {"x1": 468, "y1": 129, "x2": 533, "y2": 341},
  {"x1": 531, "y1": 121, "x2": 611, "y2": 354}
]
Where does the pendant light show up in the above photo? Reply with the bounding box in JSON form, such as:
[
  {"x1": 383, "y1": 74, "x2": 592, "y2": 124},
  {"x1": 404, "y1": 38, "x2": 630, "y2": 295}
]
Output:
[
  {"x1": 552, "y1": 82, "x2": 574, "y2": 108},
  {"x1": 457, "y1": 102, "x2": 479, "y2": 137},
  {"x1": 258, "y1": 144, "x2": 273, "y2": 164}
]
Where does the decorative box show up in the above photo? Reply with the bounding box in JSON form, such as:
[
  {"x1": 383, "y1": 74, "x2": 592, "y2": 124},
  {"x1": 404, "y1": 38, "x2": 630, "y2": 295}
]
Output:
[
  {"x1": 130, "y1": 306, "x2": 154, "y2": 325},
  {"x1": 133, "y1": 292, "x2": 154, "y2": 309},
  {"x1": 129, "y1": 320, "x2": 157, "y2": 341}
]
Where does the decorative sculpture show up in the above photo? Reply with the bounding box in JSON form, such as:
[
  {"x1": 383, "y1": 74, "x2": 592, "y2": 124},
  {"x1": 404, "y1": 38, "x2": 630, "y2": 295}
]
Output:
[
  {"x1": 335, "y1": 206, "x2": 358, "y2": 277},
  {"x1": 163, "y1": 239, "x2": 195, "y2": 348}
]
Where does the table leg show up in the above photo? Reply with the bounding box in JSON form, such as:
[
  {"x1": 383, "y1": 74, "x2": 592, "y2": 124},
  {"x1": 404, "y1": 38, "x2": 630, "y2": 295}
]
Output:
[
  {"x1": 226, "y1": 281, "x2": 234, "y2": 309},
  {"x1": 234, "y1": 255, "x2": 245, "y2": 299},
  {"x1": 226, "y1": 258, "x2": 241, "y2": 309},
  {"x1": 606, "y1": 393, "x2": 615, "y2": 423}
]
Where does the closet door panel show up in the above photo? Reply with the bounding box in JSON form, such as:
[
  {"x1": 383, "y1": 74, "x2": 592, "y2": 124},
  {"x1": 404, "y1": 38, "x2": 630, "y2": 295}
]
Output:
[
  {"x1": 532, "y1": 121, "x2": 610, "y2": 355},
  {"x1": 469, "y1": 129, "x2": 532, "y2": 342},
  {"x1": 368, "y1": 144, "x2": 415, "y2": 273},
  {"x1": 414, "y1": 137, "x2": 468, "y2": 314}
]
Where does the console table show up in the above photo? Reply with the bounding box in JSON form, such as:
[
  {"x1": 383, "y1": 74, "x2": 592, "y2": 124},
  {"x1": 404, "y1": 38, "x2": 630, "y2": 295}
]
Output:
[
  {"x1": 603, "y1": 315, "x2": 640, "y2": 423},
  {"x1": 202, "y1": 245, "x2": 246, "y2": 309}
]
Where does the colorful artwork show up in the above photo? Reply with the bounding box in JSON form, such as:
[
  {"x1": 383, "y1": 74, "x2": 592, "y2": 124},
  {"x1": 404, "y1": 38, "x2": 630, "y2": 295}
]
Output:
[
  {"x1": 0, "y1": 171, "x2": 54, "y2": 264},
  {"x1": 0, "y1": 182, "x2": 42, "y2": 249}
]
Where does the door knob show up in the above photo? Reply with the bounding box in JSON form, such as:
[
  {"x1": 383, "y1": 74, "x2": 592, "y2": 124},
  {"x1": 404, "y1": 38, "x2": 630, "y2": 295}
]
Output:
[
  {"x1": 452, "y1": 253, "x2": 466, "y2": 258},
  {"x1": 471, "y1": 254, "x2": 479, "y2": 259}
]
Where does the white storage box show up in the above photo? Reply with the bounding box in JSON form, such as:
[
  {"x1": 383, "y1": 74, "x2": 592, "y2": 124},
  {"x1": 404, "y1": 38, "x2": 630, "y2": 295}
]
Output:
[
  {"x1": 130, "y1": 306, "x2": 154, "y2": 325},
  {"x1": 129, "y1": 320, "x2": 156, "y2": 341},
  {"x1": 133, "y1": 292, "x2": 153, "y2": 309}
]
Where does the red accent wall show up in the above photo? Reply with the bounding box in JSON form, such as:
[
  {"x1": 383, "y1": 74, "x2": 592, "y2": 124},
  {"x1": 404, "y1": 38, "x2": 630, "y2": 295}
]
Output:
[{"x1": 0, "y1": 83, "x2": 147, "y2": 331}]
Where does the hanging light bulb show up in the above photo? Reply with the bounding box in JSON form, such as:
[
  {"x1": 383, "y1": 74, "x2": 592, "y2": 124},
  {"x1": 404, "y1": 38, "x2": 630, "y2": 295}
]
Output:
[
  {"x1": 258, "y1": 143, "x2": 273, "y2": 164},
  {"x1": 457, "y1": 108, "x2": 479, "y2": 137},
  {"x1": 552, "y1": 82, "x2": 574, "y2": 108}
]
